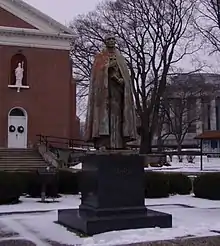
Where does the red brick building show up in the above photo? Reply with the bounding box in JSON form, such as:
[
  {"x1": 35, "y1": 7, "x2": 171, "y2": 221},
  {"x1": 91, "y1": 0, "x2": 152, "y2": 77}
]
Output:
[{"x1": 0, "y1": 0, "x2": 79, "y2": 148}]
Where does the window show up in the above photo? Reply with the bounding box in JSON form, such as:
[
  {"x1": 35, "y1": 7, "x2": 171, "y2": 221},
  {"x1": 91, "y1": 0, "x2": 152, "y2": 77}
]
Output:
[
  {"x1": 211, "y1": 140, "x2": 218, "y2": 149},
  {"x1": 188, "y1": 124, "x2": 196, "y2": 133},
  {"x1": 216, "y1": 106, "x2": 219, "y2": 130},
  {"x1": 187, "y1": 97, "x2": 196, "y2": 133},
  {"x1": 9, "y1": 108, "x2": 25, "y2": 117},
  {"x1": 207, "y1": 105, "x2": 211, "y2": 130}
]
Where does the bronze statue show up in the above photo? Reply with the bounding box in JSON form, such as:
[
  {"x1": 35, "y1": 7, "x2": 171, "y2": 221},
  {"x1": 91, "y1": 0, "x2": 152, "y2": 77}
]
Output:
[{"x1": 84, "y1": 34, "x2": 137, "y2": 149}]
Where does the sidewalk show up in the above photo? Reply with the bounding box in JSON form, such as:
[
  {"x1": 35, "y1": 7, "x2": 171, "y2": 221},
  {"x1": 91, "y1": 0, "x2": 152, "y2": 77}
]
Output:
[{"x1": 119, "y1": 235, "x2": 220, "y2": 246}]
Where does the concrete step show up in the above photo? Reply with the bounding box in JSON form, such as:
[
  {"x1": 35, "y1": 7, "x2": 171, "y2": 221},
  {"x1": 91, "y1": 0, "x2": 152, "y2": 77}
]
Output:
[
  {"x1": 0, "y1": 148, "x2": 35, "y2": 150},
  {"x1": 0, "y1": 162, "x2": 45, "y2": 164},
  {"x1": 0, "y1": 160, "x2": 46, "y2": 162},
  {"x1": 0, "y1": 162, "x2": 44, "y2": 164},
  {"x1": 0, "y1": 151, "x2": 39, "y2": 154},
  {"x1": 0, "y1": 148, "x2": 50, "y2": 172},
  {"x1": 0, "y1": 161, "x2": 46, "y2": 166},
  {"x1": 0, "y1": 164, "x2": 46, "y2": 168},
  {"x1": 0, "y1": 157, "x2": 44, "y2": 160},
  {"x1": 0, "y1": 168, "x2": 45, "y2": 171},
  {"x1": 0, "y1": 151, "x2": 36, "y2": 154},
  {"x1": 0, "y1": 160, "x2": 42, "y2": 163},
  {"x1": 0, "y1": 156, "x2": 43, "y2": 158},
  {"x1": 0, "y1": 148, "x2": 37, "y2": 152},
  {"x1": 0, "y1": 164, "x2": 45, "y2": 166},
  {"x1": 0, "y1": 156, "x2": 41, "y2": 159},
  {"x1": 0, "y1": 148, "x2": 49, "y2": 171},
  {"x1": 0, "y1": 152, "x2": 34, "y2": 154},
  {"x1": 0, "y1": 154, "x2": 40, "y2": 157},
  {"x1": 0, "y1": 157, "x2": 43, "y2": 161},
  {"x1": 0, "y1": 165, "x2": 45, "y2": 169}
]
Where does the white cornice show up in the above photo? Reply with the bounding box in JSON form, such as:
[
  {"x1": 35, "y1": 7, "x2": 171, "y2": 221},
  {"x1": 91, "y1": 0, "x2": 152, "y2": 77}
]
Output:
[
  {"x1": 0, "y1": 28, "x2": 72, "y2": 50},
  {"x1": 0, "y1": 0, "x2": 73, "y2": 34},
  {"x1": 0, "y1": 26, "x2": 74, "y2": 40}
]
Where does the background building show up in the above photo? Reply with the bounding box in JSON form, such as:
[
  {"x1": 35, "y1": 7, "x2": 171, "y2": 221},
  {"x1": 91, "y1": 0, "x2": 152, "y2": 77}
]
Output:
[{"x1": 154, "y1": 73, "x2": 220, "y2": 153}]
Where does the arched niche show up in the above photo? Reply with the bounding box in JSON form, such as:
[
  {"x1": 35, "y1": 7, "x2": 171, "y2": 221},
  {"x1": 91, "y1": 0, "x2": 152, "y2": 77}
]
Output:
[{"x1": 10, "y1": 53, "x2": 27, "y2": 86}]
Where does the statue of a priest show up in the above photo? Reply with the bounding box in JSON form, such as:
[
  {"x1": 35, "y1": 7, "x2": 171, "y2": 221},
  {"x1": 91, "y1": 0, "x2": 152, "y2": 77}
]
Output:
[{"x1": 85, "y1": 34, "x2": 137, "y2": 149}]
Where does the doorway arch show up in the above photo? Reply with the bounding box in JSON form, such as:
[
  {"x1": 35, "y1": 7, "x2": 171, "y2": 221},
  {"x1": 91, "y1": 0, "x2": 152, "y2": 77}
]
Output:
[{"x1": 8, "y1": 107, "x2": 28, "y2": 148}]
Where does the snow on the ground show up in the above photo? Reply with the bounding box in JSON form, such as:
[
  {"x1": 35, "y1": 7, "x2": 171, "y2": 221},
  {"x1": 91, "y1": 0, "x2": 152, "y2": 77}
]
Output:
[
  {"x1": 71, "y1": 162, "x2": 82, "y2": 170},
  {"x1": 145, "y1": 194, "x2": 220, "y2": 208},
  {"x1": 145, "y1": 157, "x2": 220, "y2": 173},
  {"x1": 0, "y1": 195, "x2": 80, "y2": 214},
  {"x1": 72, "y1": 158, "x2": 220, "y2": 174},
  {"x1": 0, "y1": 195, "x2": 220, "y2": 245},
  {"x1": 18, "y1": 210, "x2": 218, "y2": 246}
]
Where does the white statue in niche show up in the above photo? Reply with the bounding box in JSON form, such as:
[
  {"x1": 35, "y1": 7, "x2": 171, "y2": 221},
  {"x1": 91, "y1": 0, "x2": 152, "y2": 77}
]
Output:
[{"x1": 15, "y1": 62, "x2": 24, "y2": 92}]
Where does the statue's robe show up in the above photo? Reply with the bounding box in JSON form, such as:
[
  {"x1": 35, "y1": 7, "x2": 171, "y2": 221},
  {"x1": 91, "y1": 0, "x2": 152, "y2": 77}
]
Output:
[{"x1": 84, "y1": 48, "x2": 137, "y2": 149}]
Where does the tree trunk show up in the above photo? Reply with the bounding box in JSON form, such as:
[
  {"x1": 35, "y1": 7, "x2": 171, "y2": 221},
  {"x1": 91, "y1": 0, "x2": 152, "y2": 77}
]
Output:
[
  {"x1": 157, "y1": 137, "x2": 164, "y2": 152},
  {"x1": 156, "y1": 110, "x2": 165, "y2": 152},
  {"x1": 41, "y1": 183, "x2": 46, "y2": 202},
  {"x1": 177, "y1": 144, "x2": 182, "y2": 162},
  {"x1": 139, "y1": 130, "x2": 152, "y2": 154}
]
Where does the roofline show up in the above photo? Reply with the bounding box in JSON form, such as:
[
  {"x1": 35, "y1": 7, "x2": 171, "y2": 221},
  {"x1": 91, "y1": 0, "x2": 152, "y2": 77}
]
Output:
[
  {"x1": 173, "y1": 72, "x2": 220, "y2": 77},
  {"x1": 195, "y1": 131, "x2": 220, "y2": 140},
  {"x1": 0, "y1": 26, "x2": 74, "y2": 40},
  {"x1": 10, "y1": 0, "x2": 74, "y2": 35}
]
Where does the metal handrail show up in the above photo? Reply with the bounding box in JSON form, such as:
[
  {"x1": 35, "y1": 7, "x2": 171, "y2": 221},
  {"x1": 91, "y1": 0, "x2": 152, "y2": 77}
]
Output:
[
  {"x1": 36, "y1": 134, "x2": 94, "y2": 150},
  {"x1": 36, "y1": 134, "x2": 203, "y2": 155}
]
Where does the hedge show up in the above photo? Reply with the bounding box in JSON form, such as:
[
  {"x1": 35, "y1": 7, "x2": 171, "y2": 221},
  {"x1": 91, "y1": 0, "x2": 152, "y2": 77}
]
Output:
[
  {"x1": 0, "y1": 169, "x2": 193, "y2": 203},
  {"x1": 144, "y1": 172, "x2": 192, "y2": 198},
  {"x1": 24, "y1": 170, "x2": 192, "y2": 199},
  {"x1": 0, "y1": 172, "x2": 23, "y2": 204},
  {"x1": 194, "y1": 173, "x2": 220, "y2": 200},
  {"x1": 144, "y1": 172, "x2": 169, "y2": 198},
  {"x1": 58, "y1": 170, "x2": 80, "y2": 194},
  {"x1": 168, "y1": 173, "x2": 192, "y2": 195},
  {"x1": 25, "y1": 172, "x2": 58, "y2": 198},
  {"x1": 17, "y1": 170, "x2": 81, "y2": 198}
]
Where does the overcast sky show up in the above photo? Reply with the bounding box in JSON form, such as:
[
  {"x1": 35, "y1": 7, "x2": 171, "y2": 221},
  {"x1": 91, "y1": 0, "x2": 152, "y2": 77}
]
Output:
[
  {"x1": 24, "y1": 0, "x2": 101, "y2": 24},
  {"x1": 23, "y1": 0, "x2": 220, "y2": 75}
]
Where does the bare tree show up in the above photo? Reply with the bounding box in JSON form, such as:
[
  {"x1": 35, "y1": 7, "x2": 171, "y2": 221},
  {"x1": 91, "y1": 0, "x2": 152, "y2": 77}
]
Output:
[
  {"x1": 156, "y1": 108, "x2": 171, "y2": 151},
  {"x1": 161, "y1": 74, "x2": 215, "y2": 156},
  {"x1": 70, "y1": 12, "x2": 106, "y2": 117},
  {"x1": 70, "y1": 0, "x2": 199, "y2": 153},
  {"x1": 194, "y1": 0, "x2": 220, "y2": 54}
]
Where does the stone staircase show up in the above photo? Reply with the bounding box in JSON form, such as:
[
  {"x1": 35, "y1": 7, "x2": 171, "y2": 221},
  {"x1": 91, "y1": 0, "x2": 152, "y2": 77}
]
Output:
[{"x1": 0, "y1": 148, "x2": 48, "y2": 172}]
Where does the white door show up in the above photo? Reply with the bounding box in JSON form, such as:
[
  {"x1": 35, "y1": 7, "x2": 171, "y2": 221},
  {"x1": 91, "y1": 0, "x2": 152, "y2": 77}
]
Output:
[{"x1": 8, "y1": 115, "x2": 27, "y2": 148}]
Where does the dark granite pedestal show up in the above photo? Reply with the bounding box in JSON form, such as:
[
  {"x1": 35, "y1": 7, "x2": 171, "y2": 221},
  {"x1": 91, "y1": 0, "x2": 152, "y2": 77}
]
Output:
[{"x1": 58, "y1": 152, "x2": 172, "y2": 235}]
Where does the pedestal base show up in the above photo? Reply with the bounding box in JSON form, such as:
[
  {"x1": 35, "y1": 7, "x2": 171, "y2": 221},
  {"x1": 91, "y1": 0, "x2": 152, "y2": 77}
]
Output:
[
  {"x1": 58, "y1": 208, "x2": 172, "y2": 236},
  {"x1": 58, "y1": 152, "x2": 172, "y2": 235}
]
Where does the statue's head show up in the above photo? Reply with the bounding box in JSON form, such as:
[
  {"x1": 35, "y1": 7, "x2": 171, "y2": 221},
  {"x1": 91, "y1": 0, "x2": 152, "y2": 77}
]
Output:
[
  {"x1": 104, "y1": 33, "x2": 116, "y2": 49},
  {"x1": 18, "y1": 63, "x2": 21, "y2": 67}
]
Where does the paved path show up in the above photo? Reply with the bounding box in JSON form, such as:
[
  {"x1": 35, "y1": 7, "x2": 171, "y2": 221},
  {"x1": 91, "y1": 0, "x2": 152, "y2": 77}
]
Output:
[
  {"x1": 0, "y1": 208, "x2": 220, "y2": 246},
  {"x1": 0, "y1": 216, "x2": 66, "y2": 246},
  {"x1": 119, "y1": 235, "x2": 220, "y2": 246}
]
